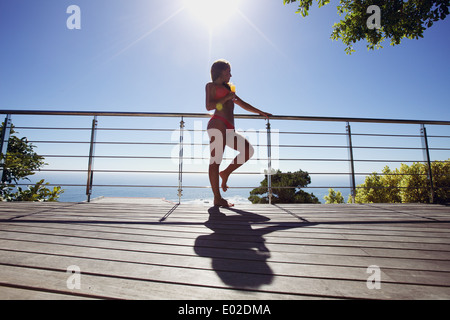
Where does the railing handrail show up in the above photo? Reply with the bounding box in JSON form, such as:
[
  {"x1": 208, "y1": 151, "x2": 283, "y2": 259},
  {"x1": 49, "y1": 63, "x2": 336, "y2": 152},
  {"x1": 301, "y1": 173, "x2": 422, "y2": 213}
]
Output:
[{"x1": 1, "y1": 109, "x2": 450, "y2": 126}]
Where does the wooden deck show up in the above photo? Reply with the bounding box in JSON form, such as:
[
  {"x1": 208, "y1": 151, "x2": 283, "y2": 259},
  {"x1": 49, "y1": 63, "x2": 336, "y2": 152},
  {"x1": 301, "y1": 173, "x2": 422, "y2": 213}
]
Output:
[{"x1": 0, "y1": 198, "x2": 449, "y2": 300}]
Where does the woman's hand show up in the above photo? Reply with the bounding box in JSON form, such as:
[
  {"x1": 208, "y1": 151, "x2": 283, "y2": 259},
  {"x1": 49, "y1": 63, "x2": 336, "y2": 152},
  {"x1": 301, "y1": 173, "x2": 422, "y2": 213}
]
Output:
[
  {"x1": 259, "y1": 111, "x2": 272, "y2": 119},
  {"x1": 226, "y1": 92, "x2": 236, "y2": 102}
]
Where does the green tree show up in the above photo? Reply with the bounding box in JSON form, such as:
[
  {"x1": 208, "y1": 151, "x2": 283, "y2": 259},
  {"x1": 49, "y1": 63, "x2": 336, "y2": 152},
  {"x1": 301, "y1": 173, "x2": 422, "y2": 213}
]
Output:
[
  {"x1": 354, "y1": 166, "x2": 402, "y2": 203},
  {"x1": 1, "y1": 179, "x2": 63, "y2": 202},
  {"x1": 2, "y1": 130, "x2": 45, "y2": 184},
  {"x1": 324, "y1": 188, "x2": 344, "y2": 203},
  {"x1": 1, "y1": 124, "x2": 64, "y2": 201},
  {"x1": 381, "y1": 165, "x2": 403, "y2": 202},
  {"x1": 432, "y1": 160, "x2": 450, "y2": 202},
  {"x1": 283, "y1": 0, "x2": 450, "y2": 54},
  {"x1": 397, "y1": 162, "x2": 429, "y2": 202},
  {"x1": 353, "y1": 160, "x2": 449, "y2": 203},
  {"x1": 249, "y1": 169, "x2": 320, "y2": 204}
]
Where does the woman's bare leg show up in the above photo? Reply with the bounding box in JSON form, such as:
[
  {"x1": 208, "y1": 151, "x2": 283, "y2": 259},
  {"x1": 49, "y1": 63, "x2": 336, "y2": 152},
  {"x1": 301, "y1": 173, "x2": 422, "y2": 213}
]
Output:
[
  {"x1": 219, "y1": 130, "x2": 254, "y2": 192},
  {"x1": 207, "y1": 122, "x2": 233, "y2": 207}
]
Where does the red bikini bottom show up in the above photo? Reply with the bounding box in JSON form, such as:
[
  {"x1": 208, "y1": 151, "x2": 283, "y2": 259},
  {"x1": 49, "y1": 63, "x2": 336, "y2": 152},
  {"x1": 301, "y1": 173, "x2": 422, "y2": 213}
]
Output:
[{"x1": 209, "y1": 114, "x2": 235, "y2": 130}]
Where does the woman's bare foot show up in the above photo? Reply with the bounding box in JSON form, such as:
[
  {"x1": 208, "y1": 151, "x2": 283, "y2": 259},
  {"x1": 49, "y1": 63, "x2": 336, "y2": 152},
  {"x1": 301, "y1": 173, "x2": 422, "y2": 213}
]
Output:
[
  {"x1": 214, "y1": 197, "x2": 234, "y2": 207},
  {"x1": 219, "y1": 171, "x2": 229, "y2": 192}
]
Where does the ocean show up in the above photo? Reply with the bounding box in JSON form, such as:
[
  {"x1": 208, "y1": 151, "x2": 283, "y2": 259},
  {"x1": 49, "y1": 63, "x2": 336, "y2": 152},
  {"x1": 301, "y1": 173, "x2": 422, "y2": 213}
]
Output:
[{"x1": 19, "y1": 171, "x2": 358, "y2": 204}]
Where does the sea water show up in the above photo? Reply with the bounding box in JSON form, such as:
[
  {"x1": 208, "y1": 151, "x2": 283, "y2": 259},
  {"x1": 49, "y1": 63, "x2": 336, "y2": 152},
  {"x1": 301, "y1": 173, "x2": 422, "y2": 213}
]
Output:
[{"x1": 23, "y1": 171, "x2": 353, "y2": 204}]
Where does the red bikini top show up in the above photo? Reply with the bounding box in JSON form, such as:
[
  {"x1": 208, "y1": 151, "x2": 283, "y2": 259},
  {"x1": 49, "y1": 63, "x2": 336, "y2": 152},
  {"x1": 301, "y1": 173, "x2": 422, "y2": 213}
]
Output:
[{"x1": 214, "y1": 85, "x2": 230, "y2": 100}]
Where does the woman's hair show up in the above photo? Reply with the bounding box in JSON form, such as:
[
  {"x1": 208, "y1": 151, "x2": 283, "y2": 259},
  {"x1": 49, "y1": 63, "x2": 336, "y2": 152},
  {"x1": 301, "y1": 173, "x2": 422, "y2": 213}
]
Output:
[{"x1": 210, "y1": 59, "x2": 231, "y2": 82}]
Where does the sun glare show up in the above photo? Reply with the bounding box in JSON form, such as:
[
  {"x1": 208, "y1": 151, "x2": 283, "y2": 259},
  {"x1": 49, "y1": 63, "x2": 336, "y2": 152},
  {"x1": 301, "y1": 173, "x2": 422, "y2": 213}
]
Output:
[{"x1": 185, "y1": 0, "x2": 240, "y2": 29}]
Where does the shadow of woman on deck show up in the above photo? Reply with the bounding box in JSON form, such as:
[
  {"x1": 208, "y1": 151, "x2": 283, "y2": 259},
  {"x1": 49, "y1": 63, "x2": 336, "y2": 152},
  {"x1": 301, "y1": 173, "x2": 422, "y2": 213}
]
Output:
[{"x1": 194, "y1": 206, "x2": 310, "y2": 289}]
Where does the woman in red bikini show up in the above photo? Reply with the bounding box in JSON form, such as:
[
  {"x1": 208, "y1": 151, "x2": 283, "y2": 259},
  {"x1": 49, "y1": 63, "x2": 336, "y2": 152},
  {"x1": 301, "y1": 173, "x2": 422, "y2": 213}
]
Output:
[{"x1": 205, "y1": 59, "x2": 271, "y2": 207}]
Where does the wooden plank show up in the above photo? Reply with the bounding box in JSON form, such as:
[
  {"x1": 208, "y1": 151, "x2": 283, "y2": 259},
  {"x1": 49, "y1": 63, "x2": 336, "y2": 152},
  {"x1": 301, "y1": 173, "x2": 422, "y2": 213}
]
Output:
[
  {"x1": 0, "y1": 284, "x2": 96, "y2": 300},
  {"x1": 0, "y1": 264, "x2": 314, "y2": 300}
]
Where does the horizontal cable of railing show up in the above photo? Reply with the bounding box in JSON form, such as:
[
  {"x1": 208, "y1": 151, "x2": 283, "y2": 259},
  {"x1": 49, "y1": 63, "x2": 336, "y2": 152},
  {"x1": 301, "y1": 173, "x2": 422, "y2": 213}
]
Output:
[
  {"x1": 13, "y1": 126, "x2": 450, "y2": 140},
  {"x1": 33, "y1": 168, "x2": 434, "y2": 175},
  {"x1": 22, "y1": 140, "x2": 450, "y2": 151},
  {"x1": 7, "y1": 154, "x2": 447, "y2": 163}
]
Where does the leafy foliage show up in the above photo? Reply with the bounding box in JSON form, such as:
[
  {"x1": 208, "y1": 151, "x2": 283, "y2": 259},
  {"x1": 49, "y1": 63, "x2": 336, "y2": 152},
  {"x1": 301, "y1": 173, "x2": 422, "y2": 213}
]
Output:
[
  {"x1": 324, "y1": 188, "x2": 345, "y2": 203},
  {"x1": 353, "y1": 160, "x2": 449, "y2": 203},
  {"x1": 1, "y1": 134, "x2": 46, "y2": 184},
  {"x1": 1, "y1": 124, "x2": 64, "y2": 202},
  {"x1": 248, "y1": 169, "x2": 320, "y2": 204},
  {"x1": 1, "y1": 179, "x2": 64, "y2": 202},
  {"x1": 283, "y1": 0, "x2": 450, "y2": 54}
]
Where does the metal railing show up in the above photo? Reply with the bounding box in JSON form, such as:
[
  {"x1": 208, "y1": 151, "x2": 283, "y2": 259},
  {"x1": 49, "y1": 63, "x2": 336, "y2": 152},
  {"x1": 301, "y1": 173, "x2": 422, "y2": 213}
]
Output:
[{"x1": 1, "y1": 109, "x2": 449, "y2": 204}]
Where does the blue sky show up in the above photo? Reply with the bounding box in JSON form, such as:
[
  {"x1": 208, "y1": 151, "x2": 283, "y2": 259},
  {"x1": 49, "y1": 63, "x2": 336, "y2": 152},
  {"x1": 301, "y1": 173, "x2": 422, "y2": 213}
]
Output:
[
  {"x1": 1, "y1": 0, "x2": 449, "y2": 201},
  {"x1": 1, "y1": 0, "x2": 449, "y2": 119}
]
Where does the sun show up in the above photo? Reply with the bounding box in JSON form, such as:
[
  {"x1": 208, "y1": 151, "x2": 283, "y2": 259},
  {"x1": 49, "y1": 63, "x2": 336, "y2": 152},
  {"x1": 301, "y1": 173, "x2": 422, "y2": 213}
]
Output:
[{"x1": 184, "y1": 0, "x2": 240, "y2": 29}]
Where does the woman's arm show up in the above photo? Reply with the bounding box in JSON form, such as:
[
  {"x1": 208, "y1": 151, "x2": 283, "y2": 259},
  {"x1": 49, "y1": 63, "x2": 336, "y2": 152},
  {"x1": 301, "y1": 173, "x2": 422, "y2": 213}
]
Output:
[{"x1": 234, "y1": 95, "x2": 272, "y2": 119}]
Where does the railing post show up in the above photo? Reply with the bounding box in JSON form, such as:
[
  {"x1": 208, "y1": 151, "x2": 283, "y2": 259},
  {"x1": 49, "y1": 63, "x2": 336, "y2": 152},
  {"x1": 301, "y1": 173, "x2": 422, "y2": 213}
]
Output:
[
  {"x1": 420, "y1": 124, "x2": 435, "y2": 204},
  {"x1": 266, "y1": 119, "x2": 273, "y2": 205},
  {"x1": 346, "y1": 122, "x2": 356, "y2": 203},
  {"x1": 0, "y1": 114, "x2": 12, "y2": 183},
  {"x1": 86, "y1": 116, "x2": 98, "y2": 202},
  {"x1": 177, "y1": 117, "x2": 185, "y2": 204}
]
